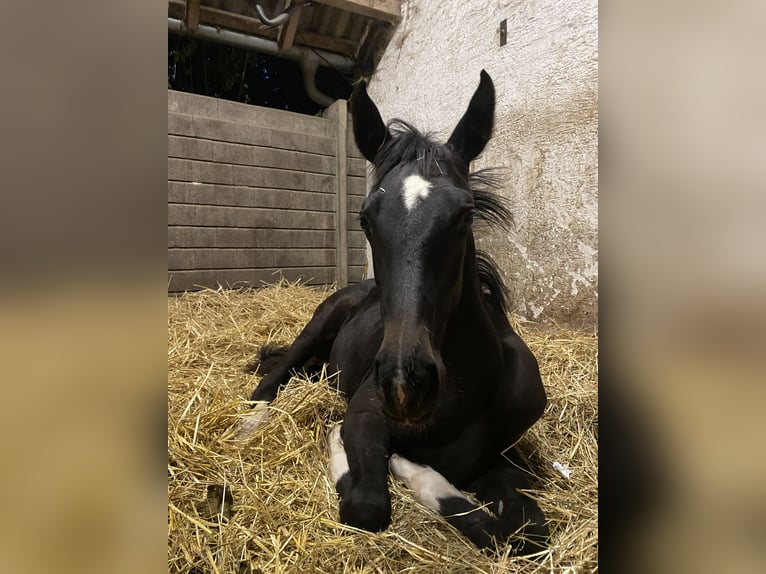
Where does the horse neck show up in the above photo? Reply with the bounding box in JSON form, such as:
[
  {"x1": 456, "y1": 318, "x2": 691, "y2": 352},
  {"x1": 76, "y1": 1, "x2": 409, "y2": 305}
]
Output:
[{"x1": 445, "y1": 238, "x2": 503, "y2": 356}]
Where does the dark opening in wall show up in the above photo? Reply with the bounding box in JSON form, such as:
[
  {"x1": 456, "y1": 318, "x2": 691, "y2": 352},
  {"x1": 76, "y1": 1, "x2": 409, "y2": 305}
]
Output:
[{"x1": 168, "y1": 32, "x2": 353, "y2": 115}]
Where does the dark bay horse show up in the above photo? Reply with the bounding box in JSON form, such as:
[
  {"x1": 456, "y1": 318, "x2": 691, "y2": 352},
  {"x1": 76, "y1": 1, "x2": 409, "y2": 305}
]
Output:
[{"x1": 241, "y1": 71, "x2": 549, "y2": 553}]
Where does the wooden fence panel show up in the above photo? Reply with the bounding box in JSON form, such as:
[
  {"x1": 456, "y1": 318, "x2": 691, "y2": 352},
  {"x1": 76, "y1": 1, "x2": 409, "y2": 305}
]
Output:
[
  {"x1": 168, "y1": 227, "x2": 336, "y2": 249},
  {"x1": 168, "y1": 90, "x2": 370, "y2": 292}
]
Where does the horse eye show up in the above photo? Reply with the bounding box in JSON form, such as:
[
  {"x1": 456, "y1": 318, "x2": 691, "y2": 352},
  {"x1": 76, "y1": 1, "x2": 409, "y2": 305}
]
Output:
[{"x1": 461, "y1": 210, "x2": 475, "y2": 228}]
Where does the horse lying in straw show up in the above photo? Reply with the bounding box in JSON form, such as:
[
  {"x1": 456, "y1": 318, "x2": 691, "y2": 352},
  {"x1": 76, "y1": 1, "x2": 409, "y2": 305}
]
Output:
[{"x1": 240, "y1": 71, "x2": 549, "y2": 554}]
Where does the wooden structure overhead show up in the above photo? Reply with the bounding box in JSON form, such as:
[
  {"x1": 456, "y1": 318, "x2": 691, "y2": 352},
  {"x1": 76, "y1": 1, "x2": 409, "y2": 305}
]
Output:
[{"x1": 168, "y1": 0, "x2": 401, "y2": 76}]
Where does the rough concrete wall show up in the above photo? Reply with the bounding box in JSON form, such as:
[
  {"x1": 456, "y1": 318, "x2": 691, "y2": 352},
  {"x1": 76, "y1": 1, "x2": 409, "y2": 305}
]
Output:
[{"x1": 368, "y1": 0, "x2": 598, "y2": 327}]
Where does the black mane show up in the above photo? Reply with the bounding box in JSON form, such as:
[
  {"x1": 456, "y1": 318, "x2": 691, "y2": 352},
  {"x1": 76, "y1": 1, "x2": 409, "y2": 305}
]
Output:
[
  {"x1": 371, "y1": 120, "x2": 450, "y2": 182},
  {"x1": 370, "y1": 120, "x2": 513, "y2": 315},
  {"x1": 476, "y1": 251, "x2": 510, "y2": 315}
]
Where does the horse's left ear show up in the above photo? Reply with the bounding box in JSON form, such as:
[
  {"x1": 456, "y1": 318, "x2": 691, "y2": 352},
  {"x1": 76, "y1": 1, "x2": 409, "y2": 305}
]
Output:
[
  {"x1": 447, "y1": 70, "x2": 495, "y2": 165},
  {"x1": 350, "y1": 80, "x2": 390, "y2": 163}
]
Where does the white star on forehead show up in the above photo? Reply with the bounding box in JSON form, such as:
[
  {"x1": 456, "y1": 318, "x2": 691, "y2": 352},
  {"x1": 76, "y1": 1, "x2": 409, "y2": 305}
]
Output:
[{"x1": 402, "y1": 174, "x2": 432, "y2": 211}]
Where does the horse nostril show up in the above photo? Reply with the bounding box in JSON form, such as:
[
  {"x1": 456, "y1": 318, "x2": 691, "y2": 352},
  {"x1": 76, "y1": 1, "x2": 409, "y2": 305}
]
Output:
[
  {"x1": 395, "y1": 380, "x2": 407, "y2": 405},
  {"x1": 414, "y1": 357, "x2": 439, "y2": 406},
  {"x1": 415, "y1": 356, "x2": 437, "y2": 386}
]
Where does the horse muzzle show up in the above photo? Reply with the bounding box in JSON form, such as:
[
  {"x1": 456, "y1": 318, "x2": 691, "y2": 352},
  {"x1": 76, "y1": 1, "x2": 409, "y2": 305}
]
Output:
[{"x1": 374, "y1": 349, "x2": 440, "y2": 422}]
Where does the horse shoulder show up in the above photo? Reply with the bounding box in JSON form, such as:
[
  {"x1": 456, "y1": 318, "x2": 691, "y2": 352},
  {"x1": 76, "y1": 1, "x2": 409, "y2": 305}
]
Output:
[
  {"x1": 327, "y1": 288, "x2": 384, "y2": 398},
  {"x1": 489, "y1": 326, "x2": 547, "y2": 441}
]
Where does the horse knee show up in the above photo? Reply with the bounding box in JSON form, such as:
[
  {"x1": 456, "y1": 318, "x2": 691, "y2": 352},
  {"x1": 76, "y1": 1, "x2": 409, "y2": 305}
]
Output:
[
  {"x1": 248, "y1": 371, "x2": 284, "y2": 403},
  {"x1": 471, "y1": 467, "x2": 549, "y2": 555},
  {"x1": 437, "y1": 496, "x2": 500, "y2": 549},
  {"x1": 498, "y1": 493, "x2": 548, "y2": 555},
  {"x1": 338, "y1": 485, "x2": 391, "y2": 532},
  {"x1": 244, "y1": 343, "x2": 290, "y2": 375}
]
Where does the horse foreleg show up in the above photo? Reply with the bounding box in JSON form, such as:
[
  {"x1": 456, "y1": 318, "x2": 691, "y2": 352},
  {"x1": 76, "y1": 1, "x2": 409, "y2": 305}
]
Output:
[
  {"x1": 389, "y1": 454, "x2": 501, "y2": 548},
  {"x1": 389, "y1": 455, "x2": 548, "y2": 554},
  {"x1": 327, "y1": 389, "x2": 392, "y2": 532},
  {"x1": 496, "y1": 330, "x2": 547, "y2": 444},
  {"x1": 237, "y1": 281, "x2": 373, "y2": 439},
  {"x1": 466, "y1": 464, "x2": 549, "y2": 555}
]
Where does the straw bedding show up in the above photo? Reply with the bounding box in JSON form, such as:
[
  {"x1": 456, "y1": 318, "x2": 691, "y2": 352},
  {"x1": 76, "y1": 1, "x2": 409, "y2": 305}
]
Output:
[{"x1": 168, "y1": 281, "x2": 598, "y2": 573}]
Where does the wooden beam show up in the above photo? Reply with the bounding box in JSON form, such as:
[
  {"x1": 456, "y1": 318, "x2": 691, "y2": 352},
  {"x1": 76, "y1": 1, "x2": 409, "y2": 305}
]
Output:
[
  {"x1": 312, "y1": 0, "x2": 401, "y2": 22},
  {"x1": 169, "y1": 1, "x2": 358, "y2": 56},
  {"x1": 323, "y1": 99, "x2": 349, "y2": 287},
  {"x1": 170, "y1": 1, "x2": 278, "y2": 39},
  {"x1": 184, "y1": 0, "x2": 201, "y2": 30},
  {"x1": 295, "y1": 30, "x2": 357, "y2": 56},
  {"x1": 278, "y1": 4, "x2": 303, "y2": 52}
]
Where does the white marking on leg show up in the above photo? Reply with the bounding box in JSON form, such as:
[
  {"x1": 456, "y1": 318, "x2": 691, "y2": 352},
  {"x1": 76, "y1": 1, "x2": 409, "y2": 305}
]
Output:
[
  {"x1": 402, "y1": 174, "x2": 432, "y2": 211},
  {"x1": 235, "y1": 401, "x2": 269, "y2": 439},
  {"x1": 328, "y1": 424, "x2": 350, "y2": 484},
  {"x1": 389, "y1": 454, "x2": 467, "y2": 512}
]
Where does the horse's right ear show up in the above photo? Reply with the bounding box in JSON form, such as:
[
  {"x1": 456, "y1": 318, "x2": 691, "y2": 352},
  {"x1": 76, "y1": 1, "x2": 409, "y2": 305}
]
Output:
[
  {"x1": 350, "y1": 80, "x2": 390, "y2": 163},
  {"x1": 447, "y1": 70, "x2": 495, "y2": 165}
]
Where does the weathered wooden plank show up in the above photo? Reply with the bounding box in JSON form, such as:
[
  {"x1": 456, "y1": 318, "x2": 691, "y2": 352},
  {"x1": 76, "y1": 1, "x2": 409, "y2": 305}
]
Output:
[
  {"x1": 348, "y1": 230, "x2": 367, "y2": 249},
  {"x1": 168, "y1": 92, "x2": 220, "y2": 124},
  {"x1": 168, "y1": 113, "x2": 337, "y2": 156},
  {"x1": 168, "y1": 136, "x2": 336, "y2": 175},
  {"x1": 184, "y1": 0, "x2": 201, "y2": 30},
  {"x1": 325, "y1": 99, "x2": 349, "y2": 287},
  {"x1": 347, "y1": 115, "x2": 365, "y2": 159},
  {"x1": 348, "y1": 157, "x2": 367, "y2": 177},
  {"x1": 168, "y1": 204, "x2": 336, "y2": 229},
  {"x1": 168, "y1": 182, "x2": 335, "y2": 212},
  {"x1": 168, "y1": 158, "x2": 336, "y2": 192},
  {"x1": 169, "y1": 1, "x2": 277, "y2": 38},
  {"x1": 348, "y1": 194, "x2": 364, "y2": 213},
  {"x1": 278, "y1": 5, "x2": 301, "y2": 51},
  {"x1": 168, "y1": 158, "x2": 234, "y2": 185},
  {"x1": 169, "y1": 248, "x2": 336, "y2": 270},
  {"x1": 348, "y1": 265, "x2": 367, "y2": 283},
  {"x1": 348, "y1": 175, "x2": 367, "y2": 196},
  {"x1": 168, "y1": 227, "x2": 336, "y2": 249},
  {"x1": 168, "y1": 90, "x2": 334, "y2": 137},
  {"x1": 305, "y1": 172, "x2": 336, "y2": 193},
  {"x1": 168, "y1": 267, "x2": 336, "y2": 292},
  {"x1": 348, "y1": 248, "x2": 367, "y2": 266},
  {"x1": 348, "y1": 213, "x2": 367, "y2": 231},
  {"x1": 312, "y1": 0, "x2": 401, "y2": 22},
  {"x1": 297, "y1": 30, "x2": 358, "y2": 57},
  {"x1": 168, "y1": 1, "x2": 357, "y2": 57}
]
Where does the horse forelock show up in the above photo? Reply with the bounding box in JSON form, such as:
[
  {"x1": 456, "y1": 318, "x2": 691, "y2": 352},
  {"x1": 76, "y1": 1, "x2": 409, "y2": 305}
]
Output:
[{"x1": 371, "y1": 120, "x2": 458, "y2": 186}]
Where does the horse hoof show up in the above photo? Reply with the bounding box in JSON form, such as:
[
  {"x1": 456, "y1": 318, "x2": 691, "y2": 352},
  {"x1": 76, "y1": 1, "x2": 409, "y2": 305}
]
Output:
[
  {"x1": 339, "y1": 487, "x2": 391, "y2": 533},
  {"x1": 235, "y1": 401, "x2": 269, "y2": 439},
  {"x1": 513, "y1": 519, "x2": 549, "y2": 557}
]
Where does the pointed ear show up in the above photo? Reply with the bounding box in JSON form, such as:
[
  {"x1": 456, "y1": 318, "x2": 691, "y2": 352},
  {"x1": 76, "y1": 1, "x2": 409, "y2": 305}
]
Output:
[
  {"x1": 350, "y1": 80, "x2": 390, "y2": 163},
  {"x1": 447, "y1": 70, "x2": 495, "y2": 165}
]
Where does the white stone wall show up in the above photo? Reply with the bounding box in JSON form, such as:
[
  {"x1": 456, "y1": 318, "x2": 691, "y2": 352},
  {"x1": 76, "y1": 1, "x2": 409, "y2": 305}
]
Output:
[{"x1": 368, "y1": 0, "x2": 598, "y2": 326}]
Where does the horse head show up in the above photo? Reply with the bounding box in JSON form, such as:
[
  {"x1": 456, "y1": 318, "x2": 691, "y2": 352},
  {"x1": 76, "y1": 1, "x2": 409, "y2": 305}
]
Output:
[{"x1": 350, "y1": 71, "x2": 497, "y2": 423}]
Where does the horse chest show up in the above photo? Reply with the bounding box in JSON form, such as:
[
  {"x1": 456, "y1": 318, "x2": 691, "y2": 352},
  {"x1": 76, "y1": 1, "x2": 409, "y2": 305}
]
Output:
[
  {"x1": 391, "y1": 415, "x2": 497, "y2": 487},
  {"x1": 328, "y1": 295, "x2": 383, "y2": 396}
]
